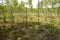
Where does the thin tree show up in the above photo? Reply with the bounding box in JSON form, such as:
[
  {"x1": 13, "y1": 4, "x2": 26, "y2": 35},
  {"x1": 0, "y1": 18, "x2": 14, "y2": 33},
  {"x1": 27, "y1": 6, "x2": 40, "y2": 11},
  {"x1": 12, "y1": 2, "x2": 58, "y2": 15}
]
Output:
[
  {"x1": 1, "y1": 0, "x2": 6, "y2": 24},
  {"x1": 28, "y1": 0, "x2": 32, "y2": 12},
  {"x1": 12, "y1": 0, "x2": 18, "y2": 23}
]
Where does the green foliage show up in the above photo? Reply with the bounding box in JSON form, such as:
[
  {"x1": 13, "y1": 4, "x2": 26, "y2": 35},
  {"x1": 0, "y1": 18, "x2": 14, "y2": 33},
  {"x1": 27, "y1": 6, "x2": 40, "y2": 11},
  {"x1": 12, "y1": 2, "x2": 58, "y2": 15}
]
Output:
[
  {"x1": 28, "y1": 0, "x2": 33, "y2": 11},
  {"x1": 12, "y1": 0, "x2": 18, "y2": 7},
  {"x1": 0, "y1": 6, "x2": 3, "y2": 11},
  {"x1": 28, "y1": 0, "x2": 32, "y2": 5},
  {"x1": 5, "y1": 0, "x2": 9, "y2": 6},
  {"x1": 17, "y1": 1, "x2": 25, "y2": 11}
]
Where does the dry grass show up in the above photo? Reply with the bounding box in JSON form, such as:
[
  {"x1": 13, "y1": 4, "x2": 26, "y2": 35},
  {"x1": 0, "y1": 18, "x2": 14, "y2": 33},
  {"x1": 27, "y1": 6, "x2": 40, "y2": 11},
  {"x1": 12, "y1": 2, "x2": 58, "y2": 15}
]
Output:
[{"x1": 0, "y1": 12, "x2": 60, "y2": 28}]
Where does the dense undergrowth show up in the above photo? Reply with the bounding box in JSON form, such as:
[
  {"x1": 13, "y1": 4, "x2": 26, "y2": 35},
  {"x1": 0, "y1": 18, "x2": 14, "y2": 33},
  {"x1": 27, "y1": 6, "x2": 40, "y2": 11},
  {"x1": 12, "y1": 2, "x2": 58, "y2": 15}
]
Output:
[{"x1": 0, "y1": 22, "x2": 60, "y2": 40}]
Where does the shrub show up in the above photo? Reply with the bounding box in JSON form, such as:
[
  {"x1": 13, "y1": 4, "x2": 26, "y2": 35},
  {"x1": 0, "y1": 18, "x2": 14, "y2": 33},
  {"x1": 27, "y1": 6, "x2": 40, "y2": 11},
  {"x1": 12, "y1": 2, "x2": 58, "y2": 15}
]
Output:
[{"x1": 0, "y1": 22, "x2": 60, "y2": 40}]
